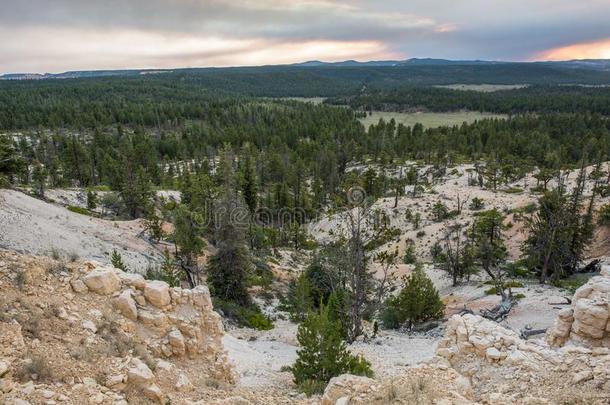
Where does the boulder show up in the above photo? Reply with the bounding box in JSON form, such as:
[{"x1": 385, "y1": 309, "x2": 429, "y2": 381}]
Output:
[
  {"x1": 70, "y1": 279, "x2": 89, "y2": 294},
  {"x1": 114, "y1": 290, "x2": 138, "y2": 321},
  {"x1": 118, "y1": 272, "x2": 147, "y2": 289},
  {"x1": 547, "y1": 269, "x2": 610, "y2": 348},
  {"x1": 127, "y1": 358, "x2": 154, "y2": 386},
  {"x1": 82, "y1": 269, "x2": 121, "y2": 295},
  {"x1": 144, "y1": 281, "x2": 171, "y2": 308},
  {"x1": 321, "y1": 374, "x2": 376, "y2": 405},
  {"x1": 168, "y1": 329, "x2": 186, "y2": 356},
  {"x1": 0, "y1": 359, "x2": 9, "y2": 377},
  {"x1": 143, "y1": 383, "x2": 165, "y2": 403},
  {"x1": 175, "y1": 373, "x2": 192, "y2": 392}
]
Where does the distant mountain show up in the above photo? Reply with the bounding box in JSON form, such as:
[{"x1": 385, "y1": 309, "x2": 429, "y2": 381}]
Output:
[
  {"x1": 0, "y1": 69, "x2": 172, "y2": 80},
  {"x1": 2, "y1": 58, "x2": 610, "y2": 81}
]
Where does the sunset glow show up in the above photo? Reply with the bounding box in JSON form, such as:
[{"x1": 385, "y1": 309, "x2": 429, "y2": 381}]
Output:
[{"x1": 537, "y1": 38, "x2": 610, "y2": 61}]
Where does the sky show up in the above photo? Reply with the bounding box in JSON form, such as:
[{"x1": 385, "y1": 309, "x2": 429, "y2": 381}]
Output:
[{"x1": 2, "y1": 0, "x2": 610, "y2": 73}]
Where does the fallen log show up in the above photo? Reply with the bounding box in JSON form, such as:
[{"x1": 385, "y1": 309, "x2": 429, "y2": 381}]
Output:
[
  {"x1": 480, "y1": 295, "x2": 516, "y2": 322},
  {"x1": 520, "y1": 328, "x2": 547, "y2": 339}
]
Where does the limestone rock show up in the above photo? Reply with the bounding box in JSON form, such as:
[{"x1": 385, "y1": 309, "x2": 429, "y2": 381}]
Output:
[
  {"x1": 126, "y1": 358, "x2": 154, "y2": 386},
  {"x1": 81, "y1": 320, "x2": 97, "y2": 333},
  {"x1": 118, "y1": 272, "x2": 147, "y2": 289},
  {"x1": 547, "y1": 270, "x2": 610, "y2": 348},
  {"x1": 0, "y1": 359, "x2": 9, "y2": 377},
  {"x1": 175, "y1": 373, "x2": 192, "y2": 392},
  {"x1": 322, "y1": 374, "x2": 376, "y2": 405},
  {"x1": 82, "y1": 269, "x2": 121, "y2": 295},
  {"x1": 70, "y1": 279, "x2": 88, "y2": 294},
  {"x1": 113, "y1": 290, "x2": 138, "y2": 321},
  {"x1": 144, "y1": 281, "x2": 171, "y2": 308},
  {"x1": 143, "y1": 383, "x2": 165, "y2": 403},
  {"x1": 168, "y1": 329, "x2": 186, "y2": 356}
]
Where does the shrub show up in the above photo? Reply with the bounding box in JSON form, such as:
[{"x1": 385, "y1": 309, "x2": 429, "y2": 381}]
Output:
[
  {"x1": 111, "y1": 249, "x2": 127, "y2": 271},
  {"x1": 291, "y1": 305, "x2": 373, "y2": 395},
  {"x1": 67, "y1": 205, "x2": 93, "y2": 216},
  {"x1": 551, "y1": 275, "x2": 589, "y2": 294},
  {"x1": 504, "y1": 187, "x2": 524, "y2": 194},
  {"x1": 431, "y1": 201, "x2": 449, "y2": 222},
  {"x1": 597, "y1": 204, "x2": 610, "y2": 225},
  {"x1": 403, "y1": 239, "x2": 416, "y2": 264},
  {"x1": 145, "y1": 249, "x2": 183, "y2": 287},
  {"x1": 484, "y1": 280, "x2": 524, "y2": 295},
  {"x1": 213, "y1": 298, "x2": 273, "y2": 330},
  {"x1": 469, "y1": 197, "x2": 485, "y2": 211},
  {"x1": 380, "y1": 265, "x2": 444, "y2": 329}
]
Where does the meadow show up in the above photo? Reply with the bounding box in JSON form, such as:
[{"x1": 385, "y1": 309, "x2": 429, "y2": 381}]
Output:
[
  {"x1": 358, "y1": 110, "x2": 507, "y2": 129},
  {"x1": 435, "y1": 84, "x2": 529, "y2": 92}
]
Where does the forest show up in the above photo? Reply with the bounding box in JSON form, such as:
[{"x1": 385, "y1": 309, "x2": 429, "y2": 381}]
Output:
[{"x1": 2, "y1": 70, "x2": 610, "y2": 393}]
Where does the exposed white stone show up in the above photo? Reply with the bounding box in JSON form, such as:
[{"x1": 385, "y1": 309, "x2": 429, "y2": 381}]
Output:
[
  {"x1": 144, "y1": 281, "x2": 171, "y2": 308},
  {"x1": 82, "y1": 269, "x2": 121, "y2": 295}
]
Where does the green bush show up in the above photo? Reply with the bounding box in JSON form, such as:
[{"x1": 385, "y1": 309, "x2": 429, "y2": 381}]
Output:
[
  {"x1": 484, "y1": 280, "x2": 524, "y2": 295},
  {"x1": 380, "y1": 265, "x2": 444, "y2": 329},
  {"x1": 403, "y1": 240, "x2": 416, "y2": 264},
  {"x1": 111, "y1": 249, "x2": 127, "y2": 271},
  {"x1": 291, "y1": 305, "x2": 373, "y2": 395},
  {"x1": 597, "y1": 204, "x2": 610, "y2": 225},
  {"x1": 552, "y1": 275, "x2": 589, "y2": 294},
  {"x1": 213, "y1": 298, "x2": 273, "y2": 330},
  {"x1": 504, "y1": 187, "x2": 524, "y2": 194},
  {"x1": 469, "y1": 197, "x2": 485, "y2": 211},
  {"x1": 67, "y1": 205, "x2": 93, "y2": 216}
]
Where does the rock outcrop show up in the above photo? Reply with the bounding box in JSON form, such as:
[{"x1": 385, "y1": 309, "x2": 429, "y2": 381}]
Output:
[
  {"x1": 436, "y1": 313, "x2": 610, "y2": 402},
  {"x1": 321, "y1": 365, "x2": 475, "y2": 405},
  {"x1": 547, "y1": 266, "x2": 610, "y2": 348},
  {"x1": 0, "y1": 251, "x2": 234, "y2": 405}
]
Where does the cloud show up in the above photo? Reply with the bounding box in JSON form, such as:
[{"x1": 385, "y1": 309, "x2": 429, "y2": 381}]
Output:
[
  {"x1": 0, "y1": 25, "x2": 397, "y2": 73},
  {"x1": 536, "y1": 38, "x2": 610, "y2": 61},
  {"x1": 1, "y1": 0, "x2": 610, "y2": 72}
]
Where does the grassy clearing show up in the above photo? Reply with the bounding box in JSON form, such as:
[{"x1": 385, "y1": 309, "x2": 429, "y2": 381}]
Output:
[
  {"x1": 359, "y1": 111, "x2": 507, "y2": 129},
  {"x1": 277, "y1": 97, "x2": 327, "y2": 104},
  {"x1": 434, "y1": 84, "x2": 529, "y2": 92}
]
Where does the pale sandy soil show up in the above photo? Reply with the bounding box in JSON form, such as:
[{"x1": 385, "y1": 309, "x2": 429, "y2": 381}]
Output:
[{"x1": 0, "y1": 189, "x2": 163, "y2": 270}]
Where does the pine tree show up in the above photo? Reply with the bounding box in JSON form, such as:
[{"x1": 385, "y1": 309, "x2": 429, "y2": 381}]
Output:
[
  {"x1": 381, "y1": 265, "x2": 444, "y2": 329},
  {"x1": 173, "y1": 205, "x2": 204, "y2": 287},
  {"x1": 87, "y1": 190, "x2": 98, "y2": 210},
  {"x1": 207, "y1": 145, "x2": 252, "y2": 306},
  {"x1": 291, "y1": 305, "x2": 373, "y2": 395},
  {"x1": 111, "y1": 249, "x2": 127, "y2": 271}
]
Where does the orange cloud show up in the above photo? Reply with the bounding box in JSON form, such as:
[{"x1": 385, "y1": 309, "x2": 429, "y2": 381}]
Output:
[{"x1": 537, "y1": 38, "x2": 610, "y2": 61}]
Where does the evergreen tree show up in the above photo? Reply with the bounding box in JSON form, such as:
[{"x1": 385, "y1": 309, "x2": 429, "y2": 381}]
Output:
[
  {"x1": 111, "y1": 249, "x2": 127, "y2": 271},
  {"x1": 173, "y1": 205, "x2": 204, "y2": 287},
  {"x1": 207, "y1": 145, "x2": 252, "y2": 306},
  {"x1": 380, "y1": 265, "x2": 444, "y2": 329},
  {"x1": 291, "y1": 305, "x2": 373, "y2": 395}
]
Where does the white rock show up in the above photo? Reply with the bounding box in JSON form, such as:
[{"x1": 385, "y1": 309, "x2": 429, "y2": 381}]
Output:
[
  {"x1": 81, "y1": 320, "x2": 97, "y2": 333},
  {"x1": 40, "y1": 389, "x2": 56, "y2": 399},
  {"x1": 82, "y1": 269, "x2": 121, "y2": 295},
  {"x1": 118, "y1": 272, "x2": 147, "y2": 289},
  {"x1": 70, "y1": 279, "x2": 88, "y2": 294},
  {"x1": 127, "y1": 358, "x2": 154, "y2": 386},
  {"x1": 0, "y1": 359, "x2": 9, "y2": 377},
  {"x1": 175, "y1": 373, "x2": 192, "y2": 392},
  {"x1": 113, "y1": 290, "x2": 138, "y2": 321},
  {"x1": 168, "y1": 329, "x2": 186, "y2": 355},
  {"x1": 572, "y1": 369, "x2": 593, "y2": 383},
  {"x1": 143, "y1": 383, "x2": 164, "y2": 403},
  {"x1": 144, "y1": 281, "x2": 171, "y2": 308}
]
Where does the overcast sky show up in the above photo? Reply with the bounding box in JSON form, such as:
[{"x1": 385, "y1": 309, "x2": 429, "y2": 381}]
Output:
[{"x1": 2, "y1": 0, "x2": 610, "y2": 73}]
